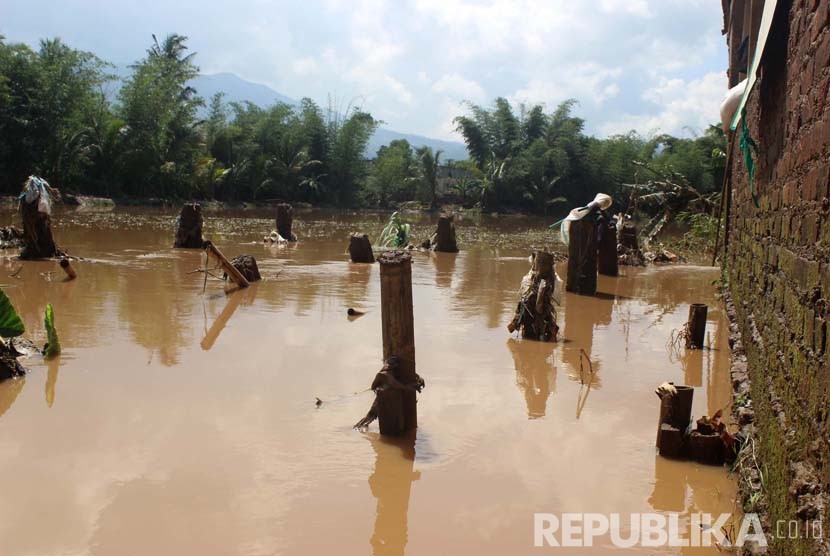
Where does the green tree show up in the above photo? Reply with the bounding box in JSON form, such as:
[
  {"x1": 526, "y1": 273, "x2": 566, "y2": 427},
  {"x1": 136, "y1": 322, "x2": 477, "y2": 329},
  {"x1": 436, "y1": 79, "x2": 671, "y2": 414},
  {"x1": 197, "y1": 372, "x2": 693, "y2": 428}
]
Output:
[
  {"x1": 118, "y1": 33, "x2": 203, "y2": 198},
  {"x1": 367, "y1": 139, "x2": 415, "y2": 207},
  {"x1": 414, "y1": 146, "x2": 442, "y2": 210}
]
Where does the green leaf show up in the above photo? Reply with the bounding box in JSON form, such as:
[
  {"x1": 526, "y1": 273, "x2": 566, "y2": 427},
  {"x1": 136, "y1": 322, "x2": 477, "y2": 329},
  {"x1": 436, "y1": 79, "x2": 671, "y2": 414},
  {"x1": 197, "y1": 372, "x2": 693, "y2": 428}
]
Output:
[
  {"x1": 0, "y1": 288, "x2": 24, "y2": 338},
  {"x1": 44, "y1": 303, "x2": 61, "y2": 358}
]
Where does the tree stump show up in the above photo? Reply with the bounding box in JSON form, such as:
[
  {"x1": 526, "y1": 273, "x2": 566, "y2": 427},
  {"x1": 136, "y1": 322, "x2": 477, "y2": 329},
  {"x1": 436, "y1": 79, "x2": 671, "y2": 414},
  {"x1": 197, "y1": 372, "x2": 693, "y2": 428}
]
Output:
[
  {"x1": 349, "y1": 233, "x2": 375, "y2": 263},
  {"x1": 566, "y1": 217, "x2": 597, "y2": 294},
  {"x1": 685, "y1": 304, "x2": 708, "y2": 349},
  {"x1": 597, "y1": 217, "x2": 618, "y2": 277},
  {"x1": 431, "y1": 214, "x2": 459, "y2": 253},
  {"x1": 230, "y1": 254, "x2": 261, "y2": 282},
  {"x1": 620, "y1": 222, "x2": 639, "y2": 250},
  {"x1": 378, "y1": 251, "x2": 418, "y2": 435},
  {"x1": 19, "y1": 190, "x2": 61, "y2": 260},
  {"x1": 276, "y1": 203, "x2": 297, "y2": 241},
  {"x1": 174, "y1": 203, "x2": 205, "y2": 248},
  {"x1": 507, "y1": 250, "x2": 559, "y2": 341}
]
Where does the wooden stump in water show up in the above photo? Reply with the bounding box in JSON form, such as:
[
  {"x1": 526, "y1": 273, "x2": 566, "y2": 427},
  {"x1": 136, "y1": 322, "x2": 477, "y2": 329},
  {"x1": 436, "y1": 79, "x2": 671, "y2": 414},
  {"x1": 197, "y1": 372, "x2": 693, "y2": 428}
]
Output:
[
  {"x1": 378, "y1": 251, "x2": 418, "y2": 435},
  {"x1": 664, "y1": 385, "x2": 693, "y2": 430},
  {"x1": 230, "y1": 254, "x2": 261, "y2": 282},
  {"x1": 349, "y1": 233, "x2": 375, "y2": 263},
  {"x1": 658, "y1": 424, "x2": 685, "y2": 459},
  {"x1": 620, "y1": 222, "x2": 639, "y2": 250},
  {"x1": 174, "y1": 202, "x2": 205, "y2": 248},
  {"x1": 276, "y1": 203, "x2": 297, "y2": 241},
  {"x1": 19, "y1": 195, "x2": 60, "y2": 260},
  {"x1": 685, "y1": 304, "x2": 708, "y2": 349},
  {"x1": 655, "y1": 383, "x2": 694, "y2": 453},
  {"x1": 431, "y1": 214, "x2": 459, "y2": 253},
  {"x1": 566, "y1": 217, "x2": 597, "y2": 295},
  {"x1": 688, "y1": 432, "x2": 725, "y2": 465},
  {"x1": 507, "y1": 250, "x2": 559, "y2": 341},
  {"x1": 597, "y1": 218, "x2": 618, "y2": 277}
]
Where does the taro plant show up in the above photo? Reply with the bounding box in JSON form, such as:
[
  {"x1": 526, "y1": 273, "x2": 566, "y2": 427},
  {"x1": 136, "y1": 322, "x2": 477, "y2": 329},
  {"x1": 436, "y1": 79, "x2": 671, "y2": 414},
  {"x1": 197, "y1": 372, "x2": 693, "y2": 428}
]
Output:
[
  {"x1": 377, "y1": 211, "x2": 411, "y2": 248},
  {"x1": 0, "y1": 288, "x2": 60, "y2": 359},
  {"x1": 0, "y1": 288, "x2": 25, "y2": 341},
  {"x1": 44, "y1": 303, "x2": 61, "y2": 358}
]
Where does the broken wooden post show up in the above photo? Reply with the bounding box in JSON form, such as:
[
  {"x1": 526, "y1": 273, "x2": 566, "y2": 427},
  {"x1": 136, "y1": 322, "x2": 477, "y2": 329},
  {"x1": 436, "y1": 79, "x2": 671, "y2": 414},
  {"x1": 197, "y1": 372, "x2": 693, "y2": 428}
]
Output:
[
  {"x1": 230, "y1": 254, "x2": 261, "y2": 282},
  {"x1": 566, "y1": 217, "x2": 597, "y2": 294},
  {"x1": 59, "y1": 258, "x2": 76, "y2": 281},
  {"x1": 204, "y1": 241, "x2": 250, "y2": 288},
  {"x1": 276, "y1": 203, "x2": 297, "y2": 241},
  {"x1": 19, "y1": 176, "x2": 61, "y2": 259},
  {"x1": 378, "y1": 251, "x2": 418, "y2": 435},
  {"x1": 597, "y1": 217, "x2": 618, "y2": 277},
  {"x1": 507, "y1": 250, "x2": 559, "y2": 341},
  {"x1": 349, "y1": 233, "x2": 375, "y2": 263},
  {"x1": 431, "y1": 214, "x2": 459, "y2": 253},
  {"x1": 685, "y1": 304, "x2": 708, "y2": 349},
  {"x1": 174, "y1": 202, "x2": 205, "y2": 248}
]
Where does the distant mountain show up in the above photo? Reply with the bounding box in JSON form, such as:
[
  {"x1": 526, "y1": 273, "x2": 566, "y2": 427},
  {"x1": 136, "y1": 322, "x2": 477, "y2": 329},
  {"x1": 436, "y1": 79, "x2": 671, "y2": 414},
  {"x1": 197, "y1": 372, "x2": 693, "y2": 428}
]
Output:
[
  {"x1": 192, "y1": 72, "x2": 296, "y2": 108},
  {"x1": 189, "y1": 72, "x2": 469, "y2": 160}
]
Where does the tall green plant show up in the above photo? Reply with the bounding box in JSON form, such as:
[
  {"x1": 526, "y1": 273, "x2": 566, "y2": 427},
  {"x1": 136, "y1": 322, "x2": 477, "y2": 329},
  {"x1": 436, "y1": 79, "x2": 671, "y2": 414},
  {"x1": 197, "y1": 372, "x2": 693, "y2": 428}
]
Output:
[{"x1": 377, "y1": 212, "x2": 411, "y2": 248}]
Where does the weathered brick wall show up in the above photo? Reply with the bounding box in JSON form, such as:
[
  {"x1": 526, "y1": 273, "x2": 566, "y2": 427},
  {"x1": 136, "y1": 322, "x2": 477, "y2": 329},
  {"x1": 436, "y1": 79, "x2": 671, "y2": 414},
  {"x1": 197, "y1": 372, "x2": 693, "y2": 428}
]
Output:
[{"x1": 727, "y1": 1, "x2": 830, "y2": 553}]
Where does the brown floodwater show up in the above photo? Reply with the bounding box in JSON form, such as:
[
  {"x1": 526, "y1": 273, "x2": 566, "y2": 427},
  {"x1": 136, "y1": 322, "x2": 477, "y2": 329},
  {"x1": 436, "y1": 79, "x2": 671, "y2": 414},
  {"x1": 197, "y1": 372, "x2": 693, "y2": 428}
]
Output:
[{"x1": 0, "y1": 207, "x2": 737, "y2": 555}]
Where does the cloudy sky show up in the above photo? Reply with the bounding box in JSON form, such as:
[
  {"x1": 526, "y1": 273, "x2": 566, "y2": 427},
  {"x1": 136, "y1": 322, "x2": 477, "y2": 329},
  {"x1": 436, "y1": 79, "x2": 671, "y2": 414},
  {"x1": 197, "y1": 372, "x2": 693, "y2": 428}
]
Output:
[{"x1": 2, "y1": 0, "x2": 728, "y2": 142}]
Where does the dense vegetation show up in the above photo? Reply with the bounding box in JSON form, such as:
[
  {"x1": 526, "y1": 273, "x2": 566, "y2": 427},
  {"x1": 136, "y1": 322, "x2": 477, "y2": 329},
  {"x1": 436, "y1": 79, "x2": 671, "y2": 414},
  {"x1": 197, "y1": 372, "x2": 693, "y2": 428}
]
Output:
[{"x1": 0, "y1": 34, "x2": 726, "y2": 215}]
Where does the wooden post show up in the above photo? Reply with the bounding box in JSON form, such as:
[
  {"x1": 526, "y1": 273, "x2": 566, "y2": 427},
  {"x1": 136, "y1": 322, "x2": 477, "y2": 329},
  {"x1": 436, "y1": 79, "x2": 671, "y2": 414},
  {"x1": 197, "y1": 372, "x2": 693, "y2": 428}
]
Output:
[
  {"x1": 685, "y1": 304, "x2": 708, "y2": 349},
  {"x1": 431, "y1": 214, "x2": 459, "y2": 253},
  {"x1": 566, "y1": 218, "x2": 597, "y2": 295},
  {"x1": 59, "y1": 258, "x2": 76, "y2": 281},
  {"x1": 204, "y1": 241, "x2": 250, "y2": 288},
  {"x1": 378, "y1": 251, "x2": 417, "y2": 435},
  {"x1": 656, "y1": 384, "x2": 694, "y2": 449},
  {"x1": 597, "y1": 218, "x2": 618, "y2": 277},
  {"x1": 276, "y1": 203, "x2": 297, "y2": 241},
  {"x1": 349, "y1": 233, "x2": 375, "y2": 263},
  {"x1": 174, "y1": 203, "x2": 205, "y2": 248}
]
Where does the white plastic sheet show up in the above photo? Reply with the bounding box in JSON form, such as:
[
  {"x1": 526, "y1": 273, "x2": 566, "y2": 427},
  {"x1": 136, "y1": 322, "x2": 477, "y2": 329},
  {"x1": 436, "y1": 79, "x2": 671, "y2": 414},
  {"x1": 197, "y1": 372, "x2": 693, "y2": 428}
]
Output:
[
  {"x1": 21, "y1": 176, "x2": 51, "y2": 215},
  {"x1": 559, "y1": 193, "x2": 612, "y2": 246}
]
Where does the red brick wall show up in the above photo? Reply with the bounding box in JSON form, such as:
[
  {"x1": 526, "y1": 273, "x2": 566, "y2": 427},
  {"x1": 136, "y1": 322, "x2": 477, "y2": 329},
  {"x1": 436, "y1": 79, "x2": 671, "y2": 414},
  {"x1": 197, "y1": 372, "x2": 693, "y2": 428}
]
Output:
[{"x1": 727, "y1": 1, "x2": 830, "y2": 553}]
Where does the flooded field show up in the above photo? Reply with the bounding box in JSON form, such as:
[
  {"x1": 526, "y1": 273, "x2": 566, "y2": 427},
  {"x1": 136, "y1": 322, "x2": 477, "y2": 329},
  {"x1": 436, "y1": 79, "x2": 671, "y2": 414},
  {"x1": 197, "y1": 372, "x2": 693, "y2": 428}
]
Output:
[{"x1": 0, "y1": 207, "x2": 737, "y2": 555}]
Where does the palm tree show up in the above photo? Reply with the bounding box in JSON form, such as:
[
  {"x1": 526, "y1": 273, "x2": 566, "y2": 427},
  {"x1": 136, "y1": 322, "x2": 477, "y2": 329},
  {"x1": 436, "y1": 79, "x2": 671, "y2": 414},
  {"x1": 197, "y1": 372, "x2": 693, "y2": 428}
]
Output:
[{"x1": 414, "y1": 146, "x2": 442, "y2": 210}]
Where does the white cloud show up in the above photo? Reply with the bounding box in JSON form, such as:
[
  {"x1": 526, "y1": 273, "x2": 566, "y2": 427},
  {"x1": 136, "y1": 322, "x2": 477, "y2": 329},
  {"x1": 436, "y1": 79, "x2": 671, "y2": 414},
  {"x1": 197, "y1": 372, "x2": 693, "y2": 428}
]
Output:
[
  {"x1": 509, "y1": 65, "x2": 622, "y2": 108},
  {"x1": 600, "y1": 0, "x2": 652, "y2": 17},
  {"x1": 291, "y1": 57, "x2": 318, "y2": 76},
  {"x1": 600, "y1": 71, "x2": 727, "y2": 137},
  {"x1": 431, "y1": 73, "x2": 486, "y2": 102}
]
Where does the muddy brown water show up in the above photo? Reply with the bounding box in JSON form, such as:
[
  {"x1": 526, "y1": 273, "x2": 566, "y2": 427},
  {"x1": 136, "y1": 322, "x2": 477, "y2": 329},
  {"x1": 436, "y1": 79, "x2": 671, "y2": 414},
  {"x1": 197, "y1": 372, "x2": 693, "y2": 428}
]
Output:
[{"x1": 0, "y1": 207, "x2": 736, "y2": 555}]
